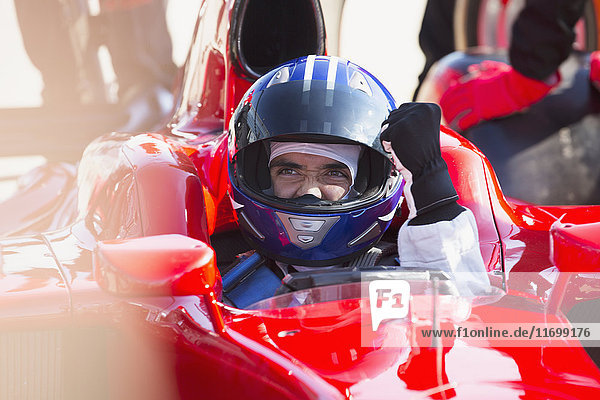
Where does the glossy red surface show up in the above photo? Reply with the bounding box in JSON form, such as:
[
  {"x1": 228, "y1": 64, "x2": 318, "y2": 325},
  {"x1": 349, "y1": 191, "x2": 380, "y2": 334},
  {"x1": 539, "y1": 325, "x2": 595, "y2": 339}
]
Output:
[
  {"x1": 552, "y1": 221, "x2": 600, "y2": 271},
  {"x1": 3, "y1": 0, "x2": 600, "y2": 398},
  {"x1": 94, "y1": 234, "x2": 219, "y2": 296},
  {"x1": 75, "y1": 133, "x2": 210, "y2": 243},
  {"x1": 222, "y1": 295, "x2": 600, "y2": 399},
  {"x1": 440, "y1": 126, "x2": 503, "y2": 271},
  {"x1": 187, "y1": 133, "x2": 238, "y2": 234}
]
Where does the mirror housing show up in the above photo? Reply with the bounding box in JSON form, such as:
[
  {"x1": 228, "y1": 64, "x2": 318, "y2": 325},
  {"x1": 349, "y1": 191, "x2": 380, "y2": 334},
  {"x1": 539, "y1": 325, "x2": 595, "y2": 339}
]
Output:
[
  {"x1": 94, "y1": 234, "x2": 221, "y2": 298},
  {"x1": 547, "y1": 221, "x2": 600, "y2": 314},
  {"x1": 551, "y1": 221, "x2": 600, "y2": 271}
]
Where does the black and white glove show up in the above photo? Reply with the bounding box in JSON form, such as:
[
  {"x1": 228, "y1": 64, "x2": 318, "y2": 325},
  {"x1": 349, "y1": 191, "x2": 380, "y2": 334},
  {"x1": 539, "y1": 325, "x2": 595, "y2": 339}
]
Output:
[{"x1": 380, "y1": 102, "x2": 463, "y2": 225}]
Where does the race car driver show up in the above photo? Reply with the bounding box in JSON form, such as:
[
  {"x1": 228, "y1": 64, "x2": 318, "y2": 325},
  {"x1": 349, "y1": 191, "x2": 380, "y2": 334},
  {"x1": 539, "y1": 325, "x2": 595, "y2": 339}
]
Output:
[{"x1": 221, "y1": 56, "x2": 489, "y2": 308}]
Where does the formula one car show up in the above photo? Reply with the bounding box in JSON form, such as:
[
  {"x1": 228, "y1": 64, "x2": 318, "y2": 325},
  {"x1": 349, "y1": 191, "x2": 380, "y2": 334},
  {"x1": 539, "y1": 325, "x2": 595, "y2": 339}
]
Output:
[{"x1": 2, "y1": 0, "x2": 600, "y2": 399}]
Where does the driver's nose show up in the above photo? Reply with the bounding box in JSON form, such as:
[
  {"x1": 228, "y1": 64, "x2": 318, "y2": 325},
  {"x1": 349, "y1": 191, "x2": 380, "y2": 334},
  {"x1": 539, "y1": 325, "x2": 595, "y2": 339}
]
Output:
[{"x1": 297, "y1": 181, "x2": 323, "y2": 199}]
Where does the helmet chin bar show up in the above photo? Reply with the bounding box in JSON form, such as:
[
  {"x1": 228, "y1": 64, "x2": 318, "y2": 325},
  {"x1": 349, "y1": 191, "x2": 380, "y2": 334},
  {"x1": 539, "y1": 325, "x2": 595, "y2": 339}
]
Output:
[
  {"x1": 274, "y1": 210, "x2": 386, "y2": 251},
  {"x1": 275, "y1": 212, "x2": 340, "y2": 250}
]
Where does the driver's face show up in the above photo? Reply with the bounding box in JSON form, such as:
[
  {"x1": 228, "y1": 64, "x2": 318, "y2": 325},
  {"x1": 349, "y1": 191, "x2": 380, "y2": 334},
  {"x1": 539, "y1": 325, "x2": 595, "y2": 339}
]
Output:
[{"x1": 269, "y1": 152, "x2": 352, "y2": 201}]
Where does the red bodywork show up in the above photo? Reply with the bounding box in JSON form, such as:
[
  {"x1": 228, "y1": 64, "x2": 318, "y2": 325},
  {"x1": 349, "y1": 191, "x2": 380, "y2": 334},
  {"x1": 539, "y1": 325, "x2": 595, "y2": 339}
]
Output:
[{"x1": 2, "y1": 0, "x2": 600, "y2": 398}]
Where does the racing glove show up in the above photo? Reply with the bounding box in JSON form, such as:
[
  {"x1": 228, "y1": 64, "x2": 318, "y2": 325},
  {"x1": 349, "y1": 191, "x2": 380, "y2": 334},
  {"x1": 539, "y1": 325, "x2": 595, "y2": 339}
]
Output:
[
  {"x1": 382, "y1": 103, "x2": 490, "y2": 293},
  {"x1": 590, "y1": 51, "x2": 600, "y2": 91},
  {"x1": 380, "y1": 102, "x2": 462, "y2": 225},
  {"x1": 439, "y1": 60, "x2": 560, "y2": 131}
]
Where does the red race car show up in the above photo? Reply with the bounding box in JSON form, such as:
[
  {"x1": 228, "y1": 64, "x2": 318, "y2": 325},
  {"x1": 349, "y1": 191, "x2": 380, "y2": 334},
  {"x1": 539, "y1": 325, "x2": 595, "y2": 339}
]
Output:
[{"x1": 2, "y1": 1, "x2": 600, "y2": 399}]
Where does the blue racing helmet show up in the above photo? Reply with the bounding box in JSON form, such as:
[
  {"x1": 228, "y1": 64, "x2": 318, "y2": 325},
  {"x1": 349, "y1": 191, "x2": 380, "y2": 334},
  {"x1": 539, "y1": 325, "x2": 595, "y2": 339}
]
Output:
[{"x1": 228, "y1": 56, "x2": 404, "y2": 267}]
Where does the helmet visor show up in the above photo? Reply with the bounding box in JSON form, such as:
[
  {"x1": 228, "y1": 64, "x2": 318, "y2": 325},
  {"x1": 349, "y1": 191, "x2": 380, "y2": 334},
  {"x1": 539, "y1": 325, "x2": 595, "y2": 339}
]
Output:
[{"x1": 232, "y1": 78, "x2": 393, "y2": 156}]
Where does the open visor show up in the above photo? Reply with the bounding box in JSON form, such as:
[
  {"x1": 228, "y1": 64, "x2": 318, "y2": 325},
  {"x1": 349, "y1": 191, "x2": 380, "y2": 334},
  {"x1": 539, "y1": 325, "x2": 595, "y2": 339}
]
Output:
[
  {"x1": 233, "y1": 138, "x2": 399, "y2": 213},
  {"x1": 230, "y1": 71, "x2": 395, "y2": 156}
]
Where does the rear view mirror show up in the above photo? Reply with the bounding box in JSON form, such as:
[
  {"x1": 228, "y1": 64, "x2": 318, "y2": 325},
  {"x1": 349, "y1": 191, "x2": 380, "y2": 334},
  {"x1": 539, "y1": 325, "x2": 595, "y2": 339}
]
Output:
[
  {"x1": 551, "y1": 221, "x2": 600, "y2": 272},
  {"x1": 94, "y1": 234, "x2": 221, "y2": 298}
]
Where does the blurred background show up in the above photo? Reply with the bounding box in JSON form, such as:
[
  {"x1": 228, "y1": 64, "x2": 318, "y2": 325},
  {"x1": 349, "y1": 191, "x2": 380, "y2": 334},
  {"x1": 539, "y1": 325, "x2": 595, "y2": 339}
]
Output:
[{"x1": 0, "y1": 0, "x2": 427, "y2": 201}]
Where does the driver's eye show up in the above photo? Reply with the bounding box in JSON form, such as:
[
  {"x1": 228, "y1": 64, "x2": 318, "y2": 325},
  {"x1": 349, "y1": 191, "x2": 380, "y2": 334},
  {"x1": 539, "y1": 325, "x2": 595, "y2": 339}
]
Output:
[
  {"x1": 278, "y1": 168, "x2": 297, "y2": 175},
  {"x1": 327, "y1": 170, "x2": 348, "y2": 178}
]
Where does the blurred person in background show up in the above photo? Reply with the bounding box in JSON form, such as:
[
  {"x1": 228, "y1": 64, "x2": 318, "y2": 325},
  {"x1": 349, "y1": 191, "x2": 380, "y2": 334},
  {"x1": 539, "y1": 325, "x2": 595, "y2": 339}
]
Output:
[
  {"x1": 13, "y1": 0, "x2": 176, "y2": 129},
  {"x1": 418, "y1": 0, "x2": 595, "y2": 131}
]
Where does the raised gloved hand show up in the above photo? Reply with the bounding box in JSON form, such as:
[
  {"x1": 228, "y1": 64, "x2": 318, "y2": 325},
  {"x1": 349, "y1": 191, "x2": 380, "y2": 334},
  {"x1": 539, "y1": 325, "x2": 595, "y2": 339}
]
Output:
[
  {"x1": 380, "y1": 102, "x2": 460, "y2": 224},
  {"x1": 439, "y1": 60, "x2": 559, "y2": 131},
  {"x1": 590, "y1": 51, "x2": 600, "y2": 91}
]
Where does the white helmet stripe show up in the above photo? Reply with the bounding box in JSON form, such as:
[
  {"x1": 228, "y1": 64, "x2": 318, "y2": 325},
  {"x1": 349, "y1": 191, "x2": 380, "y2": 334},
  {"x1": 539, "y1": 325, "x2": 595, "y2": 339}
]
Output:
[
  {"x1": 325, "y1": 56, "x2": 338, "y2": 106},
  {"x1": 303, "y1": 55, "x2": 316, "y2": 92}
]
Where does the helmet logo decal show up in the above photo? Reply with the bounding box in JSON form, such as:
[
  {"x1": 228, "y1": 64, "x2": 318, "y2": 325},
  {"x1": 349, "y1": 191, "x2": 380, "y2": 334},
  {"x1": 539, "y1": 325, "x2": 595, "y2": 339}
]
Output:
[
  {"x1": 230, "y1": 198, "x2": 244, "y2": 210},
  {"x1": 378, "y1": 206, "x2": 398, "y2": 222},
  {"x1": 267, "y1": 66, "x2": 291, "y2": 88},
  {"x1": 349, "y1": 71, "x2": 373, "y2": 97},
  {"x1": 276, "y1": 212, "x2": 339, "y2": 250}
]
